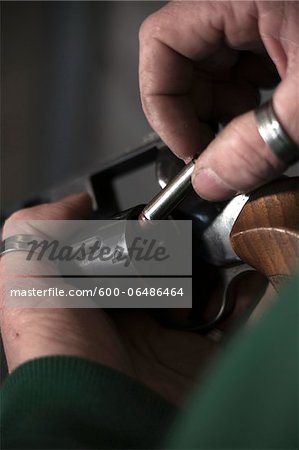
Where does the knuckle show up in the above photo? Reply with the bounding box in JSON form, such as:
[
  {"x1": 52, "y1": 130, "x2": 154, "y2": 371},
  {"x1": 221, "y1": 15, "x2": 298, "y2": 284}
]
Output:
[
  {"x1": 2, "y1": 212, "x2": 23, "y2": 239},
  {"x1": 5, "y1": 209, "x2": 28, "y2": 222},
  {"x1": 139, "y1": 14, "x2": 157, "y2": 43},
  {"x1": 227, "y1": 116, "x2": 282, "y2": 183},
  {"x1": 2, "y1": 203, "x2": 50, "y2": 236}
]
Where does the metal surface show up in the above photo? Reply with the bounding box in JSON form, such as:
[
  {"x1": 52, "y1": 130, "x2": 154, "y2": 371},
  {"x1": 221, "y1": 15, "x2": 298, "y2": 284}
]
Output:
[
  {"x1": 140, "y1": 159, "x2": 196, "y2": 221},
  {"x1": 149, "y1": 145, "x2": 249, "y2": 266},
  {"x1": 185, "y1": 263, "x2": 257, "y2": 333},
  {"x1": 255, "y1": 100, "x2": 299, "y2": 164},
  {"x1": 199, "y1": 194, "x2": 249, "y2": 266},
  {"x1": 0, "y1": 234, "x2": 43, "y2": 257},
  {"x1": 154, "y1": 146, "x2": 225, "y2": 229},
  {"x1": 88, "y1": 145, "x2": 256, "y2": 333}
]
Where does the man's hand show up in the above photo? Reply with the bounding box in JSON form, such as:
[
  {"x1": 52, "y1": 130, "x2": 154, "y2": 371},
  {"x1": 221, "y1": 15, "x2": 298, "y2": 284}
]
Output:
[
  {"x1": 0, "y1": 194, "x2": 268, "y2": 405},
  {"x1": 139, "y1": 1, "x2": 299, "y2": 200},
  {"x1": 0, "y1": 194, "x2": 135, "y2": 378}
]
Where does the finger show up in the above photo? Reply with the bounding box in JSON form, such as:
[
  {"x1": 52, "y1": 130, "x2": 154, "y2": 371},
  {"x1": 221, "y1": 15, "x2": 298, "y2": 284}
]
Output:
[
  {"x1": 53, "y1": 192, "x2": 93, "y2": 220},
  {"x1": 139, "y1": 37, "x2": 212, "y2": 158},
  {"x1": 4, "y1": 192, "x2": 92, "y2": 226},
  {"x1": 192, "y1": 74, "x2": 298, "y2": 200},
  {"x1": 139, "y1": 1, "x2": 264, "y2": 159},
  {"x1": 0, "y1": 193, "x2": 94, "y2": 308},
  {"x1": 2, "y1": 192, "x2": 93, "y2": 248}
]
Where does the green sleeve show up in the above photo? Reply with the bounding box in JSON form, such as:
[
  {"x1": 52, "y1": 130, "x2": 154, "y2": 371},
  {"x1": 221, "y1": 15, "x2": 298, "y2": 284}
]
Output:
[
  {"x1": 2, "y1": 276, "x2": 298, "y2": 449},
  {"x1": 1, "y1": 356, "x2": 177, "y2": 449},
  {"x1": 166, "y1": 276, "x2": 299, "y2": 449}
]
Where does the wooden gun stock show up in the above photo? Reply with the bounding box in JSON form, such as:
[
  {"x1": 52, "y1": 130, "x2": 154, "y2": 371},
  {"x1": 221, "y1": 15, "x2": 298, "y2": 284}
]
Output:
[{"x1": 230, "y1": 177, "x2": 299, "y2": 290}]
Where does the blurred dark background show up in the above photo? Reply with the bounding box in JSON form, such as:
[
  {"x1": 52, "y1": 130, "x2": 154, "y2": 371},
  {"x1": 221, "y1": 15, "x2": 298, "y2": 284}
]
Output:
[
  {"x1": 2, "y1": 1, "x2": 298, "y2": 216},
  {"x1": 2, "y1": 1, "x2": 166, "y2": 214}
]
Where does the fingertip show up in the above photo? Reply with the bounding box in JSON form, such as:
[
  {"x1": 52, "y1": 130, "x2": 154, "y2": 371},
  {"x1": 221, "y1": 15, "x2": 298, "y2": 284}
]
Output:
[{"x1": 192, "y1": 167, "x2": 237, "y2": 201}]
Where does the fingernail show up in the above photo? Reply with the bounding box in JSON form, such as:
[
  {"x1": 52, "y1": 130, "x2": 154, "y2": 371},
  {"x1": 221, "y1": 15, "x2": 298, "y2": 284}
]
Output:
[{"x1": 192, "y1": 168, "x2": 237, "y2": 201}]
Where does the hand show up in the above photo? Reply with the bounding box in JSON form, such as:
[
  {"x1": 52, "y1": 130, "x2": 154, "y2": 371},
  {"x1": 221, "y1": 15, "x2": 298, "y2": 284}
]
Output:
[
  {"x1": 0, "y1": 193, "x2": 269, "y2": 405},
  {"x1": 139, "y1": 1, "x2": 299, "y2": 200}
]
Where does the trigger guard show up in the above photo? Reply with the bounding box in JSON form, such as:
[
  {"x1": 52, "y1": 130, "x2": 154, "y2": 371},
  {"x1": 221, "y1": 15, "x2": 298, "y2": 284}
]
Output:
[{"x1": 182, "y1": 264, "x2": 256, "y2": 334}]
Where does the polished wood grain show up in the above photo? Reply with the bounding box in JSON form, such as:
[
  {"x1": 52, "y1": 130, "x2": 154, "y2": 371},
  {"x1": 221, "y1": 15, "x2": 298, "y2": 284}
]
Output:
[{"x1": 230, "y1": 177, "x2": 299, "y2": 290}]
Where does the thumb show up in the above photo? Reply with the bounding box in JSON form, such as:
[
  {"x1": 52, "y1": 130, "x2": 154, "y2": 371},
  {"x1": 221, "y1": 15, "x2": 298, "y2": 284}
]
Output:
[{"x1": 192, "y1": 80, "x2": 298, "y2": 201}]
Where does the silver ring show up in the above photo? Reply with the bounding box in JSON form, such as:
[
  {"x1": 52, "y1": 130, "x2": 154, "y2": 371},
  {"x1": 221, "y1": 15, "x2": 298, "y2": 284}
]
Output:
[
  {"x1": 0, "y1": 234, "x2": 42, "y2": 257},
  {"x1": 255, "y1": 99, "x2": 299, "y2": 165}
]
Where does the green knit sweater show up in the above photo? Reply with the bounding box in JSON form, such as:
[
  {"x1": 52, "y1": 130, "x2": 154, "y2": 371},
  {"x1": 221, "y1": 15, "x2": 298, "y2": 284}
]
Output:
[{"x1": 1, "y1": 277, "x2": 298, "y2": 449}]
